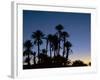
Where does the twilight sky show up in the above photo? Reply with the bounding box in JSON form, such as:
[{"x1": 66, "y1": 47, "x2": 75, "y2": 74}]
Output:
[{"x1": 23, "y1": 10, "x2": 91, "y2": 64}]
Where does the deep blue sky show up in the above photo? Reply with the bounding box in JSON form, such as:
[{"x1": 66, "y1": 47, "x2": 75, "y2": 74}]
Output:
[{"x1": 23, "y1": 10, "x2": 91, "y2": 63}]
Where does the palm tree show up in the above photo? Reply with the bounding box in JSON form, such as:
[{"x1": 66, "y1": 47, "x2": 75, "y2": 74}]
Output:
[
  {"x1": 52, "y1": 35, "x2": 59, "y2": 57},
  {"x1": 42, "y1": 37, "x2": 48, "y2": 55},
  {"x1": 64, "y1": 41, "x2": 72, "y2": 61},
  {"x1": 32, "y1": 30, "x2": 44, "y2": 56},
  {"x1": 47, "y1": 34, "x2": 53, "y2": 58},
  {"x1": 55, "y1": 24, "x2": 64, "y2": 55},
  {"x1": 23, "y1": 40, "x2": 33, "y2": 66},
  {"x1": 61, "y1": 31, "x2": 69, "y2": 57}
]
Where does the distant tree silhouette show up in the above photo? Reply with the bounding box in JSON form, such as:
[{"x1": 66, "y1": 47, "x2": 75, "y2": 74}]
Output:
[
  {"x1": 23, "y1": 40, "x2": 33, "y2": 66},
  {"x1": 64, "y1": 41, "x2": 72, "y2": 61},
  {"x1": 66, "y1": 60, "x2": 71, "y2": 65},
  {"x1": 53, "y1": 55, "x2": 66, "y2": 65},
  {"x1": 72, "y1": 60, "x2": 88, "y2": 66},
  {"x1": 88, "y1": 62, "x2": 91, "y2": 66},
  {"x1": 38, "y1": 53, "x2": 51, "y2": 64},
  {"x1": 61, "y1": 31, "x2": 69, "y2": 57},
  {"x1": 55, "y1": 24, "x2": 64, "y2": 55}
]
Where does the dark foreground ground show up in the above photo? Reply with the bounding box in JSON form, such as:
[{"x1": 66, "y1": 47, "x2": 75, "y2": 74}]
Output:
[{"x1": 23, "y1": 63, "x2": 88, "y2": 69}]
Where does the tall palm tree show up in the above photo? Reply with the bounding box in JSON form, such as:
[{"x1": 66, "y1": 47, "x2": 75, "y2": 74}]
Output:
[
  {"x1": 47, "y1": 34, "x2": 53, "y2": 58},
  {"x1": 52, "y1": 35, "x2": 59, "y2": 57},
  {"x1": 61, "y1": 31, "x2": 69, "y2": 57},
  {"x1": 55, "y1": 24, "x2": 64, "y2": 55},
  {"x1": 32, "y1": 30, "x2": 44, "y2": 56},
  {"x1": 23, "y1": 40, "x2": 33, "y2": 66},
  {"x1": 42, "y1": 37, "x2": 48, "y2": 55},
  {"x1": 64, "y1": 41, "x2": 72, "y2": 61}
]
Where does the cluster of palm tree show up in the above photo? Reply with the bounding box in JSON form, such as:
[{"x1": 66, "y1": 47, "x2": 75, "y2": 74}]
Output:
[{"x1": 23, "y1": 24, "x2": 88, "y2": 69}]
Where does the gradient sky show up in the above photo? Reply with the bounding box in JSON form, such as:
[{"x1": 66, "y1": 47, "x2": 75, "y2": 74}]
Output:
[{"x1": 23, "y1": 10, "x2": 91, "y2": 64}]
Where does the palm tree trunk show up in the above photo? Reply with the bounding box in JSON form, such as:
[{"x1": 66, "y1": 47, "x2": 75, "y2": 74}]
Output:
[
  {"x1": 54, "y1": 49, "x2": 55, "y2": 57},
  {"x1": 46, "y1": 39, "x2": 48, "y2": 55},
  {"x1": 34, "y1": 56, "x2": 36, "y2": 65},
  {"x1": 50, "y1": 42, "x2": 52, "y2": 58},
  {"x1": 28, "y1": 49, "x2": 30, "y2": 66},
  {"x1": 66, "y1": 48, "x2": 69, "y2": 61},
  {"x1": 53, "y1": 49, "x2": 56, "y2": 63},
  {"x1": 63, "y1": 38, "x2": 66, "y2": 57},
  {"x1": 38, "y1": 40, "x2": 40, "y2": 56},
  {"x1": 37, "y1": 40, "x2": 40, "y2": 63},
  {"x1": 58, "y1": 40, "x2": 60, "y2": 55},
  {"x1": 58, "y1": 32, "x2": 61, "y2": 55}
]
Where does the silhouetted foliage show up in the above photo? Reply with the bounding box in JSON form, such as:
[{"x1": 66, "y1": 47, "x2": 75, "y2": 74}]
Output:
[
  {"x1": 72, "y1": 60, "x2": 88, "y2": 66},
  {"x1": 47, "y1": 34, "x2": 54, "y2": 58},
  {"x1": 88, "y1": 62, "x2": 91, "y2": 66},
  {"x1": 51, "y1": 35, "x2": 59, "y2": 57},
  {"x1": 52, "y1": 55, "x2": 66, "y2": 65},
  {"x1": 55, "y1": 24, "x2": 64, "y2": 55},
  {"x1": 61, "y1": 31, "x2": 69, "y2": 57},
  {"x1": 23, "y1": 40, "x2": 33, "y2": 66},
  {"x1": 64, "y1": 41, "x2": 72, "y2": 61},
  {"x1": 42, "y1": 49, "x2": 47, "y2": 55},
  {"x1": 24, "y1": 40, "x2": 33, "y2": 50}
]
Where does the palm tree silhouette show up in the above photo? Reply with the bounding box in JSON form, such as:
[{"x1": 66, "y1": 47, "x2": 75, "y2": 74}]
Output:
[
  {"x1": 55, "y1": 24, "x2": 64, "y2": 55},
  {"x1": 32, "y1": 30, "x2": 44, "y2": 56},
  {"x1": 42, "y1": 37, "x2": 48, "y2": 55},
  {"x1": 61, "y1": 31, "x2": 69, "y2": 57},
  {"x1": 52, "y1": 35, "x2": 59, "y2": 57},
  {"x1": 47, "y1": 34, "x2": 53, "y2": 58},
  {"x1": 64, "y1": 41, "x2": 72, "y2": 61},
  {"x1": 23, "y1": 40, "x2": 33, "y2": 66}
]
